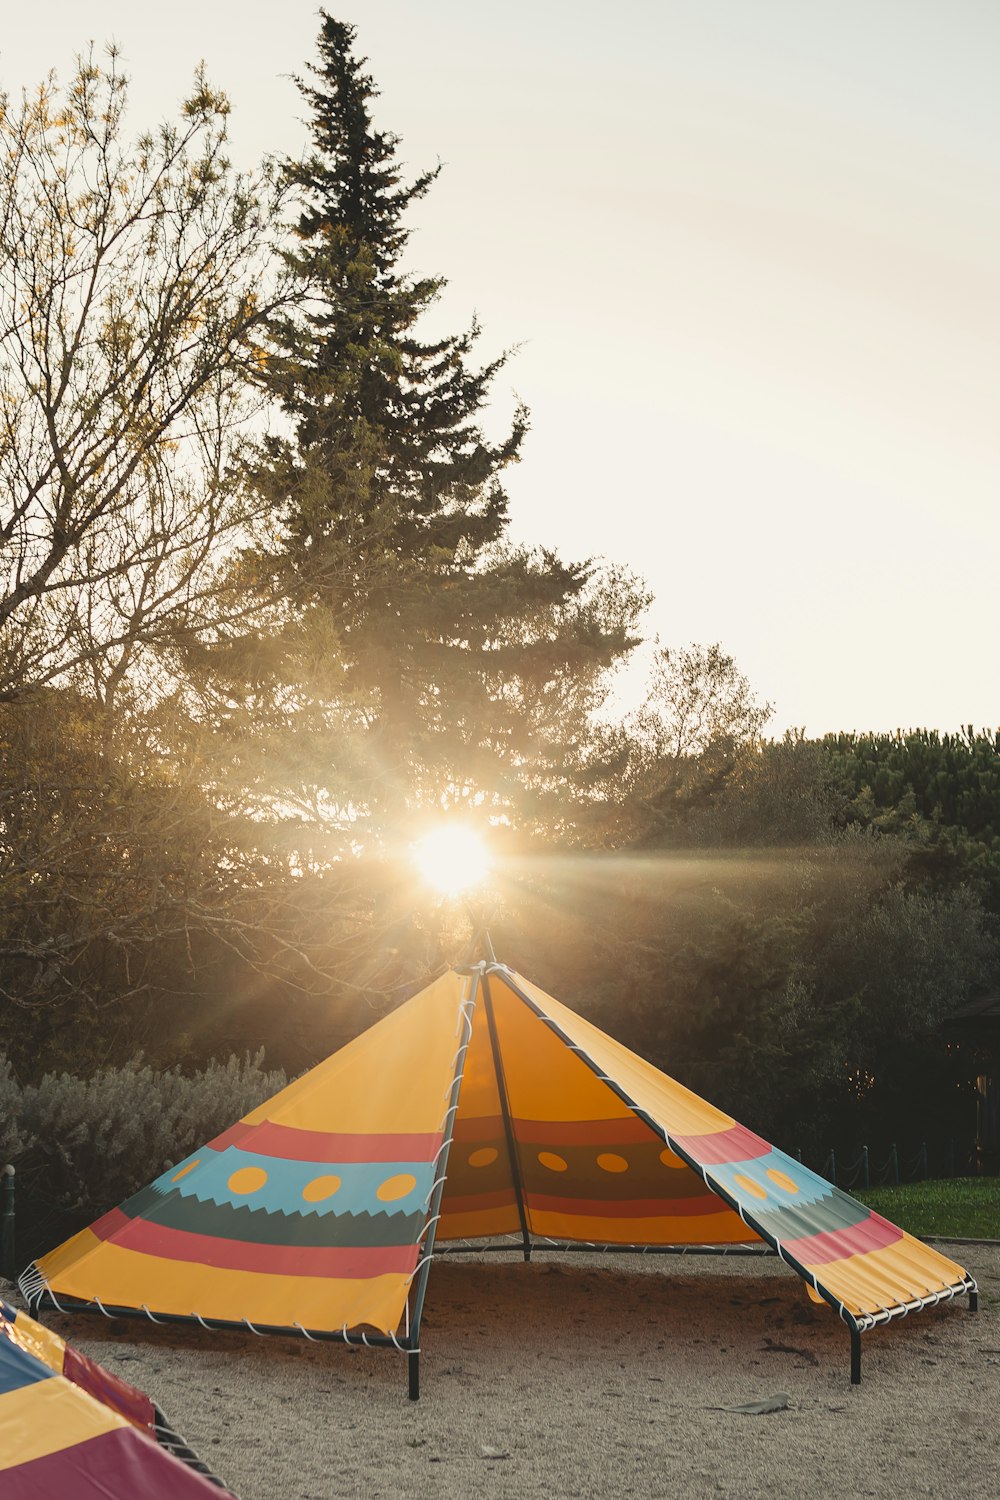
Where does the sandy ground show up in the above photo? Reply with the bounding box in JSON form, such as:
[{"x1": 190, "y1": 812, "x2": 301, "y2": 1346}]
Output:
[{"x1": 9, "y1": 1244, "x2": 999, "y2": 1500}]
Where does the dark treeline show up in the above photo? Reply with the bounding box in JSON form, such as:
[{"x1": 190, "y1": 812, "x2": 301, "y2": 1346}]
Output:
[
  {"x1": 1, "y1": 18, "x2": 997, "y2": 1187},
  {"x1": 496, "y1": 726, "x2": 999, "y2": 1158}
]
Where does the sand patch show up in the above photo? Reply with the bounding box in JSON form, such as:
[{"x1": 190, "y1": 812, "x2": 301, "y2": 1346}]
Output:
[{"x1": 12, "y1": 1244, "x2": 999, "y2": 1499}]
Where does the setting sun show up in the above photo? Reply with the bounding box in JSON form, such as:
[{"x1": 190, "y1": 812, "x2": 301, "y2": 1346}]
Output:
[{"x1": 411, "y1": 826, "x2": 491, "y2": 897}]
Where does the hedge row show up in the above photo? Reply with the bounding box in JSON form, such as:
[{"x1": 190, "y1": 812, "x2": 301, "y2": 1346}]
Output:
[{"x1": 1, "y1": 1052, "x2": 286, "y2": 1221}]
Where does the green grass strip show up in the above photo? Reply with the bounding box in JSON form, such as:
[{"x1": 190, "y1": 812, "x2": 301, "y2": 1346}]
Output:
[{"x1": 855, "y1": 1177, "x2": 1000, "y2": 1240}]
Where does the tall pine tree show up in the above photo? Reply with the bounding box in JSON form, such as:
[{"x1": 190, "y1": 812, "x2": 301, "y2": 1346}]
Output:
[{"x1": 244, "y1": 14, "x2": 644, "y2": 843}]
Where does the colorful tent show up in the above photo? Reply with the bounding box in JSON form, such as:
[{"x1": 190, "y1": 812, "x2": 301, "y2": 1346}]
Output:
[
  {"x1": 20, "y1": 960, "x2": 977, "y2": 1395},
  {"x1": 0, "y1": 1298, "x2": 229, "y2": 1496}
]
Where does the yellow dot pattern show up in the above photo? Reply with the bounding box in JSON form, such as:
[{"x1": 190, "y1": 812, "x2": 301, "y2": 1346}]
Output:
[
  {"x1": 596, "y1": 1152, "x2": 629, "y2": 1174},
  {"x1": 538, "y1": 1151, "x2": 568, "y2": 1173},
  {"x1": 227, "y1": 1166, "x2": 268, "y2": 1196},
  {"x1": 733, "y1": 1173, "x2": 767, "y2": 1201},
  {"x1": 766, "y1": 1168, "x2": 799, "y2": 1195},
  {"x1": 468, "y1": 1148, "x2": 499, "y2": 1168},
  {"x1": 659, "y1": 1148, "x2": 687, "y2": 1169},
  {"x1": 302, "y1": 1174, "x2": 341, "y2": 1203},
  {"x1": 171, "y1": 1160, "x2": 200, "y2": 1183},
  {"x1": 377, "y1": 1173, "x2": 417, "y2": 1203}
]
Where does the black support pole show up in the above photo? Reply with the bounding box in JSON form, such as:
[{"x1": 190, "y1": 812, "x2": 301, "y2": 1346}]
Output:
[
  {"x1": 850, "y1": 1324, "x2": 862, "y2": 1385},
  {"x1": 404, "y1": 968, "x2": 479, "y2": 1399},
  {"x1": 482, "y1": 973, "x2": 532, "y2": 1262},
  {"x1": 969, "y1": 1289, "x2": 978, "y2": 1313}
]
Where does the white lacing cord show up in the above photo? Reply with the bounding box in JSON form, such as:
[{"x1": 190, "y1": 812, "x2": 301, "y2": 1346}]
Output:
[
  {"x1": 436, "y1": 1102, "x2": 459, "y2": 1135},
  {"x1": 16, "y1": 1265, "x2": 47, "y2": 1305},
  {"x1": 418, "y1": 1214, "x2": 442, "y2": 1243},
  {"x1": 405, "y1": 1255, "x2": 433, "y2": 1288},
  {"x1": 29, "y1": 1287, "x2": 416, "y2": 1360},
  {"x1": 454, "y1": 998, "x2": 476, "y2": 1037},
  {"x1": 868, "y1": 1291, "x2": 895, "y2": 1321},
  {"x1": 339, "y1": 1323, "x2": 378, "y2": 1351},
  {"x1": 423, "y1": 1175, "x2": 448, "y2": 1210}
]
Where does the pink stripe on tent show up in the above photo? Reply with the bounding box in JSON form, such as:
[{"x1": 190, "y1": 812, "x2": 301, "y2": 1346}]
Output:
[
  {"x1": 4, "y1": 1424, "x2": 224, "y2": 1498},
  {"x1": 208, "y1": 1121, "x2": 441, "y2": 1163},
  {"x1": 91, "y1": 1210, "x2": 418, "y2": 1278},
  {"x1": 61, "y1": 1345, "x2": 154, "y2": 1429},
  {"x1": 781, "y1": 1213, "x2": 904, "y2": 1267},
  {"x1": 672, "y1": 1124, "x2": 771, "y2": 1165}
]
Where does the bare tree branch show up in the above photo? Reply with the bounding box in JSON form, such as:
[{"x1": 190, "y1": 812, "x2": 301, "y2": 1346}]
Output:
[{"x1": 0, "y1": 49, "x2": 291, "y2": 701}]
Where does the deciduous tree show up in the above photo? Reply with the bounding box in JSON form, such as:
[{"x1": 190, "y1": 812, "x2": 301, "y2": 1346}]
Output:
[{"x1": 0, "y1": 50, "x2": 285, "y2": 712}]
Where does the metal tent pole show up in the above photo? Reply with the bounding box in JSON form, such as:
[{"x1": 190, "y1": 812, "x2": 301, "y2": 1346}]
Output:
[
  {"x1": 404, "y1": 965, "x2": 480, "y2": 1399},
  {"x1": 482, "y1": 969, "x2": 533, "y2": 1262},
  {"x1": 850, "y1": 1323, "x2": 862, "y2": 1385}
]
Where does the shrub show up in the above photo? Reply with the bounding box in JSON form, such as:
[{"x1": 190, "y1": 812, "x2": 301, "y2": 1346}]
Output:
[
  {"x1": 0, "y1": 1056, "x2": 26, "y2": 1164},
  {"x1": 8, "y1": 1052, "x2": 286, "y2": 1217}
]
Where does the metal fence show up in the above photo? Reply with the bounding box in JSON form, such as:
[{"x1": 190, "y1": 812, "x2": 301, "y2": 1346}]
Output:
[{"x1": 793, "y1": 1138, "x2": 978, "y2": 1191}]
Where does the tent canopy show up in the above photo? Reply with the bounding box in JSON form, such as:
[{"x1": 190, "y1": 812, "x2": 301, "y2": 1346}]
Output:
[
  {"x1": 22, "y1": 960, "x2": 976, "y2": 1392},
  {"x1": 0, "y1": 1299, "x2": 227, "y2": 1496}
]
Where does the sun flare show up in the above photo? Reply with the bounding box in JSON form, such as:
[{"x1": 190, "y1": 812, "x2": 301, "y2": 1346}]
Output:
[{"x1": 411, "y1": 826, "x2": 491, "y2": 898}]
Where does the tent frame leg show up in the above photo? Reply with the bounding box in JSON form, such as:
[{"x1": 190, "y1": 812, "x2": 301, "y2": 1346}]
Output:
[
  {"x1": 404, "y1": 967, "x2": 480, "y2": 1401},
  {"x1": 969, "y1": 1289, "x2": 978, "y2": 1313},
  {"x1": 483, "y1": 973, "x2": 533, "y2": 1263},
  {"x1": 850, "y1": 1324, "x2": 861, "y2": 1385}
]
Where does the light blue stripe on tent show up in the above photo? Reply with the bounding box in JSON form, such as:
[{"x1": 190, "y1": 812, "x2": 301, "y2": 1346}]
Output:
[{"x1": 155, "y1": 1147, "x2": 435, "y2": 1218}]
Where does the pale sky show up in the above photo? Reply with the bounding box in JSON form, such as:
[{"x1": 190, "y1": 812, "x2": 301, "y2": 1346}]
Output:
[{"x1": 3, "y1": 1, "x2": 998, "y2": 736}]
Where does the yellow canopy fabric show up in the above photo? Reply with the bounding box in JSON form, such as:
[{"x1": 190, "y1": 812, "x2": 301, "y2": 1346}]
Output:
[
  {"x1": 453, "y1": 970, "x2": 972, "y2": 1324},
  {"x1": 26, "y1": 961, "x2": 974, "y2": 1346},
  {"x1": 32, "y1": 971, "x2": 473, "y2": 1336}
]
